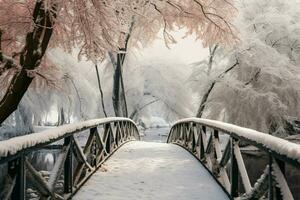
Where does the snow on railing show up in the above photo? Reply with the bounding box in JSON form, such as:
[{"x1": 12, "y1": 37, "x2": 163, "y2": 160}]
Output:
[
  {"x1": 0, "y1": 117, "x2": 136, "y2": 158},
  {"x1": 172, "y1": 118, "x2": 300, "y2": 164},
  {"x1": 0, "y1": 117, "x2": 140, "y2": 200},
  {"x1": 168, "y1": 117, "x2": 300, "y2": 200}
]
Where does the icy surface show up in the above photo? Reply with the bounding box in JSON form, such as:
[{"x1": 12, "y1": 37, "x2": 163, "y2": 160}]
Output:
[
  {"x1": 74, "y1": 141, "x2": 229, "y2": 200},
  {"x1": 174, "y1": 118, "x2": 300, "y2": 163},
  {"x1": 0, "y1": 117, "x2": 135, "y2": 158}
]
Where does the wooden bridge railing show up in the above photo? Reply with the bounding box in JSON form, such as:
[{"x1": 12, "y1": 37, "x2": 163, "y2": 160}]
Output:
[
  {"x1": 167, "y1": 118, "x2": 300, "y2": 200},
  {"x1": 0, "y1": 117, "x2": 140, "y2": 200}
]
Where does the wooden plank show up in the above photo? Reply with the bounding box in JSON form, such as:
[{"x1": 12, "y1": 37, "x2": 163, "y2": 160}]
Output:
[
  {"x1": 9, "y1": 155, "x2": 26, "y2": 200},
  {"x1": 220, "y1": 168, "x2": 231, "y2": 193},
  {"x1": 199, "y1": 126, "x2": 205, "y2": 160},
  {"x1": 242, "y1": 165, "x2": 269, "y2": 199},
  {"x1": 213, "y1": 130, "x2": 221, "y2": 159},
  {"x1": 73, "y1": 137, "x2": 93, "y2": 171},
  {"x1": 115, "y1": 122, "x2": 121, "y2": 146},
  {"x1": 48, "y1": 145, "x2": 70, "y2": 191},
  {"x1": 95, "y1": 129, "x2": 108, "y2": 156},
  {"x1": 230, "y1": 138, "x2": 239, "y2": 197},
  {"x1": 25, "y1": 159, "x2": 52, "y2": 197},
  {"x1": 0, "y1": 173, "x2": 17, "y2": 200},
  {"x1": 205, "y1": 134, "x2": 213, "y2": 154},
  {"x1": 0, "y1": 119, "x2": 139, "y2": 200},
  {"x1": 64, "y1": 136, "x2": 73, "y2": 194},
  {"x1": 83, "y1": 129, "x2": 96, "y2": 155},
  {"x1": 73, "y1": 163, "x2": 85, "y2": 186},
  {"x1": 273, "y1": 160, "x2": 293, "y2": 200},
  {"x1": 220, "y1": 141, "x2": 231, "y2": 167},
  {"x1": 233, "y1": 144, "x2": 252, "y2": 193},
  {"x1": 213, "y1": 131, "x2": 230, "y2": 192},
  {"x1": 268, "y1": 155, "x2": 274, "y2": 200}
]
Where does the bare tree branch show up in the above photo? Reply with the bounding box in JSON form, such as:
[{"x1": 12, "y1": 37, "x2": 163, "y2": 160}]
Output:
[{"x1": 196, "y1": 59, "x2": 239, "y2": 117}]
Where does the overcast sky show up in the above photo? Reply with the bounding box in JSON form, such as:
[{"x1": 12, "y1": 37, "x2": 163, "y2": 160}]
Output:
[{"x1": 136, "y1": 29, "x2": 209, "y2": 65}]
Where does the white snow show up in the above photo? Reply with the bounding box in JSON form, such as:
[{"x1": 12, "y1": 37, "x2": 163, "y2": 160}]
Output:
[
  {"x1": 0, "y1": 117, "x2": 136, "y2": 158},
  {"x1": 74, "y1": 141, "x2": 229, "y2": 200},
  {"x1": 234, "y1": 144, "x2": 252, "y2": 193},
  {"x1": 173, "y1": 118, "x2": 300, "y2": 163}
]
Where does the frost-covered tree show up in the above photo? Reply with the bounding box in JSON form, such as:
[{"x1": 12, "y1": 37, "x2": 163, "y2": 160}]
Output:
[
  {"x1": 0, "y1": 0, "x2": 236, "y2": 136},
  {"x1": 122, "y1": 55, "x2": 196, "y2": 123},
  {"x1": 0, "y1": 0, "x2": 237, "y2": 123},
  {"x1": 192, "y1": 0, "x2": 300, "y2": 137},
  {"x1": 108, "y1": 0, "x2": 237, "y2": 117},
  {"x1": 0, "y1": 0, "x2": 125, "y2": 125}
]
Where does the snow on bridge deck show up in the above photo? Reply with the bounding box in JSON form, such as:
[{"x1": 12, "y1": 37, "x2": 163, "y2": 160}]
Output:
[{"x1": 74, "y1": 141, "x2": 229, "y2": 200}]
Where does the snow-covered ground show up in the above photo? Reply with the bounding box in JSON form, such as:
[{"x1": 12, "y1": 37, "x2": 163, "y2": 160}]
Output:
[{"x1": 74, "y1": 141, "x2": 229, "y2": 200}]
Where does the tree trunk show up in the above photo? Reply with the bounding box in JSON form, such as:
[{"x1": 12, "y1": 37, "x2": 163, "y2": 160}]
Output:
[
  {"x1": 111, "y1": 19, "x2": 135, "y2": 117},
  {"x1": 196, "y1": 82, "x2": 216, "y2": 118},
  {"x1": 112, "y1": 51, "x2": 129, "y2": 117},
  {"x1": 57, "y1": 107, "x2": 66, "y2": 126},
  {"x1": 129, "y1": 99, "x2": 159, "y2": 120},
  {"x1": 95, "y1": 64, "x2": 108, "y2": 117},
  {"x1": 0, "y1": 1, "x2": 57, "y2": 124},
  {"x1": 112, "y1": 53, "x2": 122, "y2": 117},
  {"x1": 207, "y1": 44, "x2": 218, "y2": 75},
  {"x1": 119, "y1": 52, "x2": 128, "y2": 117}
]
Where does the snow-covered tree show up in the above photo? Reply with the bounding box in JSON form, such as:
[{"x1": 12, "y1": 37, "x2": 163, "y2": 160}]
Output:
[
  {"x1": 122, "y1": 53, "x2": 196, "y2": 122},
  {"x1": 191, "y1": 0, "x2": 300, "y2": 137},
  {"x1": 108, "y1": 0, "x2": 237, "y2": 117},
  {"x1": 0, "y1": 0, "x2": 236, "y2": 127}
]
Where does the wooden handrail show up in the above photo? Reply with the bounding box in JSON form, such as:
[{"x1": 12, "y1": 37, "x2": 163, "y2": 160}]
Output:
[
  {"x1": 167, "y1": 118, "x2": 299, "y2": 200},
  {"x1": 0, "y1": 117, "x2": 140, "y2": 200}
]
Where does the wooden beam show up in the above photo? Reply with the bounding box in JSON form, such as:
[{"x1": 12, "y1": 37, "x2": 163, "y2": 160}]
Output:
[
  {"x1": 230, "y1": 138, "x2": 239, "y2": 197},
  {"x1": 64, "y1": 136, "x2": 73, "y2": 194}
]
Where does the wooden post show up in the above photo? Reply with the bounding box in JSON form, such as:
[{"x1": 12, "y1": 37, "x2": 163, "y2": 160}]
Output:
[
  {"x1": 230, "y1": 138, "x2": 239, "y2": 197},
  {"x1": 213, "y1": 130, "x2": 219, "y2": 159},
  {"x1": 200, "y1": 126, "x2": 205, "y2": 160},
  {"x1": 64, "y1": 136, "x2": 73, "y2": 194},
  {"x1": 105, "y1": 124, "x2": 112, "y2": 154},
  {"x1": 191, "y1": 123, "x2": 196, "y2": 153},
  {"x1": 90, "y1": 127, "x2": 98, "y2": 167},
  {"x1": 9, "y1": 154, "x2": 26, "y2": 200},
  {"x1": 175, "y1": 126, "x2": 179, "y2": 142},
  {"x1": 275, "y1": 159, "x2": 285, "y2": 200},
  {"x1": 115, "y1": 123, "x2": 120, "y2": 146},
  {"x1": 268, "y1": 155, "x2": 274, "y2": 200},
  {"x1": 211, "y1": 130, "x2": 219, "y2": 176}
]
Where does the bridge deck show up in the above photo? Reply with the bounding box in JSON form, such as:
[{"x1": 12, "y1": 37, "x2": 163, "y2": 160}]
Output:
[{"x1": 74, "y1": 141, "x2": 229, "y2": 200}]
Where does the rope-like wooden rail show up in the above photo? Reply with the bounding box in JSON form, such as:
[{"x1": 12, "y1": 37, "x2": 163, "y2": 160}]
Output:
[
  {"x1": 0, "y1": 117, "x2": 140, "y2": 200},
  {"x1": 167, "y1": 118, "x2": 300, "y2": 200}
]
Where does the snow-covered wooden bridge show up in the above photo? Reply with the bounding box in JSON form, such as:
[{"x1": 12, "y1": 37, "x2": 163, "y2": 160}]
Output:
[
  {"x1": 74, "y1": 141, "x2": 228, "y2": 200},
  {"x1": 0, "y1": 117, "x2": 300, "y2": 200}
]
